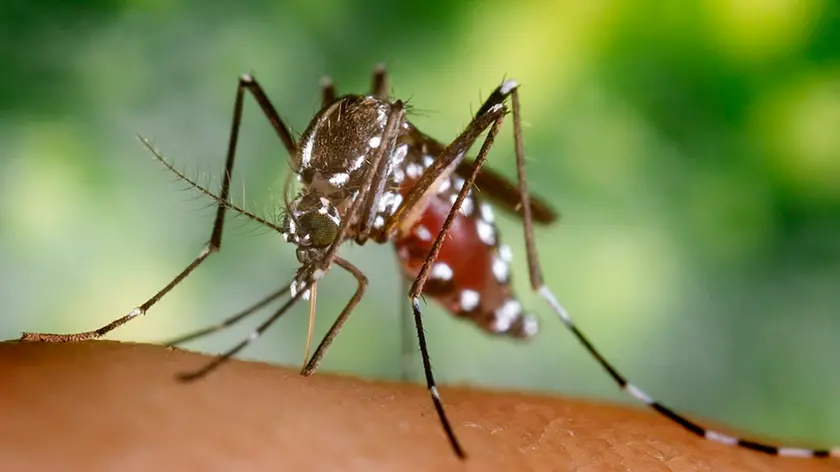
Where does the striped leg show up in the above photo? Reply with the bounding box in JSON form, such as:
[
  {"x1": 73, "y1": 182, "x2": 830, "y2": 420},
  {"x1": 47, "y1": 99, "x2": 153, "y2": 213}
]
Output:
[
  {"x1": 20, "y1": 74, "x2": 298, "y2": 343},
  {"x1": 403, "y1": 102, "x2": 510, "y2": 460},
  {"x1": 504, "y1": 79, "x2": 838, "y2": 459}
]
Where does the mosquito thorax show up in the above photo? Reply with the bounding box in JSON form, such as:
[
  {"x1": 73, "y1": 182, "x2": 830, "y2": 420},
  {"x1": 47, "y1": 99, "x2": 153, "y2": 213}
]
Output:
[
  {"x1": 293, "y1": 94, "x2": 400, "y2": 201},
  {"x1": 282, "y1": 94, "x2": 407, "y2": 271}
]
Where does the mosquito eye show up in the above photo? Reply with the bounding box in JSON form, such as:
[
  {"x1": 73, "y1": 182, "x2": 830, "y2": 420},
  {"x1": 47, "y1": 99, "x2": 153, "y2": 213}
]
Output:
[{"x1": 301, "y1": 213, "x2": 338, "y2": 247}]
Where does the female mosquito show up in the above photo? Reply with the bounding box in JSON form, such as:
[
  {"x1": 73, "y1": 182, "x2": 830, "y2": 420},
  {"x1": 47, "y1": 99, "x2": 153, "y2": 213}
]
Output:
[{"x1": 23, "y1": 65, "x2": 837, "y2": 461}]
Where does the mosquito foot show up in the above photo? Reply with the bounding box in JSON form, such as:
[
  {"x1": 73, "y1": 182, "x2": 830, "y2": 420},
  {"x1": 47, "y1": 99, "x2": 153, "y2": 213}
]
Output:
[{"x1": 176, "y1": 371, "x2": 204, "y2": 383}]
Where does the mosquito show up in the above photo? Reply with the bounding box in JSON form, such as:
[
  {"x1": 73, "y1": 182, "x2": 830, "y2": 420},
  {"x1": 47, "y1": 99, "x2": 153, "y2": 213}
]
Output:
[{"x1": 22, "y1": 65, "x2": 838, "y2": 461}]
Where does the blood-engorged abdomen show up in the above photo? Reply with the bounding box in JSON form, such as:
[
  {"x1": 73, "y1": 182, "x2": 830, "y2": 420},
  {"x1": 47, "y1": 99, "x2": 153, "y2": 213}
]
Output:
[{"x1": 392, "y1": 145, "x2": 538, "y2": 340}]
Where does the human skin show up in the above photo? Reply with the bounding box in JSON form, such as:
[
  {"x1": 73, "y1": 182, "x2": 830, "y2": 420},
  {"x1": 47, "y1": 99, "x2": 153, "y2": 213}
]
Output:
[{"x1": 0, "y1": 340, "x2": 832, "y2": 472}]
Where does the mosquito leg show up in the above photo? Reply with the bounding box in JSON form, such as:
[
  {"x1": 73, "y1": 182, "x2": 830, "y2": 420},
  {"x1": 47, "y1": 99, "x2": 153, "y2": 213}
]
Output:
[
  {"x1": 21, "y1": 74, "x2": 298, "y2": 343},
  {"x1": 507, "y1": 86, "x2": 543, "y2": 294},
  {"x1": 348, "y1": 101, "x2": 406, "y2": 243},
  {"x1": 407, "y1": 114, "x2": 504, "y2": 299},
  {"x1": 399, "y1": 275, "x2": 415, "y2": 382},
  {"x1": 176, "y1": 93, "x2": 400, "y2": 380},
  {"x1": 362, "y1": 87, "x2": 511, "y2": 459},
  {"x1": 174, "y1": 93, "x2": 402, "y2": 380},
  {"x1": 371, "y1": 63, "x2": 389, "y2": 98},
  {"x1": 383, "y1": 82, "x2": 515, "y2": 303},
  {"x1": 382, "y1": 98, "x2": 507, "y2": 239},
  {"x1": 396, "y1": 111, "x2": 508, "y2": 463},
  {"x1": 454, "y1": 157, "x2": 558, "y2": 224},
  {"x1": 300, "y1": 257, "x2": 367, "y2": 376},
  {"x1": 407, "y1": 298, "x2": 466, "y2": 459},
  {"x1": 402, "y1": 115, "x2": 506, "y2": 449},
  {"x1": 19, "y1": 237, "x2": 216, "y2": 342},
  {"x1": 395, "y1": 99, "x2": 508, "y2": 301},
  {"x1": 178, "y1": 279, "x2": 312, "y2": 381},
  {"x1": 320, "y1": 75, "x2": 337, "y2": 106},
  {"x1": 162, "y1": 284, "x2": 290, "y2": 347},
  {"x1": 500, "y1": 84, "x2": 836, "y2": 459}
]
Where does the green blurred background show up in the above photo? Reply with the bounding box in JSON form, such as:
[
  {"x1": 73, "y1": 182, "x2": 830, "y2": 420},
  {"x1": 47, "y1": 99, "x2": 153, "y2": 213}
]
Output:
[{"x1": 2, "y1": 0, "x2": 839, "y2": 449}]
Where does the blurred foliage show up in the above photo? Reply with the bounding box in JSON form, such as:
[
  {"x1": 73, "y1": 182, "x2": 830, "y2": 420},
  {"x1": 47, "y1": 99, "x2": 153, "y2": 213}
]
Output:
[{"x1": 1, "y1": 0, "x2": 839, "y2": 449}]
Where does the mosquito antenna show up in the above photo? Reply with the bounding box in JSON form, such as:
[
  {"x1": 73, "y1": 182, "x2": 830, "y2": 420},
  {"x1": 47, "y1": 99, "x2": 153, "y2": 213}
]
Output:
[{"x1": 139, "y1": 136, "x2": 286, "y2": 234}]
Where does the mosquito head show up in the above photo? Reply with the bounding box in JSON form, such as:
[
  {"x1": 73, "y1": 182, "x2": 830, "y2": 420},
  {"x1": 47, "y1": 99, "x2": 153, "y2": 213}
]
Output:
[{"x1": 281, "y1": 192, "x2": 341, "y2": 264}]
